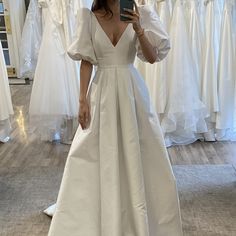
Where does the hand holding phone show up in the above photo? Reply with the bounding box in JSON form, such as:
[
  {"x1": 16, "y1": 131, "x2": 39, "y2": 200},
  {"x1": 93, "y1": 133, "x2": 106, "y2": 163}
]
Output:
[{"x1": 120, "y1": 0, "x2": 134, "y2": 21}]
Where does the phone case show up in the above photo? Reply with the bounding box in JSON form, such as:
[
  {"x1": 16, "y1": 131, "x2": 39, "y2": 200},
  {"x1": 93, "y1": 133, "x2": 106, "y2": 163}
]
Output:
[{"x1": 120, "y1": 0, "x2": 134, "y2": 21}]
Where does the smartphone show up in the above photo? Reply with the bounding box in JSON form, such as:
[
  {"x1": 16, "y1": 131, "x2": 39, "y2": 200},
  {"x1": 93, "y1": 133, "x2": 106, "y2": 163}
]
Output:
[{"x1": 120, "y1": 0, "x2": 134, "y2": 21}]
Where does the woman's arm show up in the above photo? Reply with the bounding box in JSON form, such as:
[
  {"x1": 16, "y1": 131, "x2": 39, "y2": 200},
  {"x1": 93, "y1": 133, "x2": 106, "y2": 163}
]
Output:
[
  {"x1": 79, "y1": 59, "x2": 93, "y2": 129},
  {"x1": 121, "y1": 3, "x2": 159, "y2": 64},
  {"x1": 135, "y1": 32, "x2": 157, "y2": 64}
]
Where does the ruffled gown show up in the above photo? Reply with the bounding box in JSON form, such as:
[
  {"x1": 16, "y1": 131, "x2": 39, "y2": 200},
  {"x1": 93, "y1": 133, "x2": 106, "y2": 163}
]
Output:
[
  {"x1": 29, "y1": 0, "x2": 80, "y2": 142},
  {"x1": 0, "y1": 43, "x2": 14, "y2": 142},
  {"x1": 216, "y1": 0, "x2": 236, "y2": 140},
  {"x1": 48, "y1": 6, "x2": 183, "y2": 236},
  {"x1": 161, "y1": 0, "x2": 208, "y2": 147},
  {"x1": 20, "y1": 0, "x2": 43, "y2": 79}
]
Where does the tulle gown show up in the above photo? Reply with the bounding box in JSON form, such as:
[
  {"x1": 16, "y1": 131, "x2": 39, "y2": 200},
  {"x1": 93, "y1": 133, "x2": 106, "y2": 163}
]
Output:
[
  {"x1": 161, "y1": 0, "x2": 208, "y2": 147},
  {"x1": 29, "y1": 0, "x2": 80, "y2": 142},
  {"x1": 201, "y1": 0, "x2": 222, "y2": 141},
  {"x1": 0, "y1": 43, "x2": 14, "y2": 142},
  {"x1": 20, "y1": 0, "x2": 43, "y2": 79},
  {"x1": 216, "y1": 0, "x2": 236, "y2": 140},
  {"x1": 48, "y1": 6, "x2": 183, "y2": 236}
]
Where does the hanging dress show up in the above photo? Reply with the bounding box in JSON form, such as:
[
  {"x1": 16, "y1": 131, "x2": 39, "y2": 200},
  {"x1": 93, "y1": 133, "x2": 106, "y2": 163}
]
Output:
[
  {"x1": 216, "y1": 0, "x2": 236, "y2": 140},
  {"x1": 143, "y1": 0, "x2": 172, "y2": 116},
  {"x1": 0, "y1": 42, "x2": 14, "y2": 142},
  {"x1": 8, "y1": 0, "x2": 26, "y2": 77},
  {"x1": 29, "y1": 0, "x2": 80, "y2": 142},
  {"x1": 184, "y1": 0, "x2": 203, "y2": 94},
  {"x1": 20, "y1": 0, "x2": 43, "y2": 79},
  {"x1": 201, "y1": 0, "x2": 222, "y2": 141},
  {"x1": 161, "y1": 0, "x2": 208, "y2": 147},
  {"x1": 48, "y1": 6, "x2": 183, "y2": 236}
]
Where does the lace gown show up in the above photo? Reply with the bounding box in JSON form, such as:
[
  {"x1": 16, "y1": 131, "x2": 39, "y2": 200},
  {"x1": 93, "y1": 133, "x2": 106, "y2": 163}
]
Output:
[
  {"x1": 0, "y1": 43, "x2": 14, "y2": 142},
  {"x1": 48, "y1": 6, "x2": 183, "y2": 236},
  {"x1": 20, "y1": 0, "x2": 43, "y2": 79}
]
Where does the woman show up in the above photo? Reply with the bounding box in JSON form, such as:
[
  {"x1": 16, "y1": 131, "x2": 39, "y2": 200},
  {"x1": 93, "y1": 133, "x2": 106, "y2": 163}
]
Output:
[{"x1": 48, "y1": 0, "x2": 183, "y2": 235}]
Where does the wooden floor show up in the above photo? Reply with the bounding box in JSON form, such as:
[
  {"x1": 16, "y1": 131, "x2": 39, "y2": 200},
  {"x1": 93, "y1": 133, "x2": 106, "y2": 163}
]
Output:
[{"x1": 1, "y1": 83, "x2": 236, "y2": 169}]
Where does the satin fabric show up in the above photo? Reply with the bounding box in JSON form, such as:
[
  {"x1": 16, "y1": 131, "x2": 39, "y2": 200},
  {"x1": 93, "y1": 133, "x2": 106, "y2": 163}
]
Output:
[
  {"x1": 48, "y1": 6, "x2": 183, "y2": 236},
  {"x1": 0, "y1": 42, "x2": 13, "y2": 141}
]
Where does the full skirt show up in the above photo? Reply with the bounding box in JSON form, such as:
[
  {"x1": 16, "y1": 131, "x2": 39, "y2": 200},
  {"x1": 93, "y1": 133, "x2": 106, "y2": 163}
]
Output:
[{"x1": 48, "y1": 65, "x2": 183, "y2": 236}]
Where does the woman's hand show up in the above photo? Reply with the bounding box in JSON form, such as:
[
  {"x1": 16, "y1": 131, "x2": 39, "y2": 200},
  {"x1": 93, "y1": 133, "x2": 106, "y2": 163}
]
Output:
[
  {"x1": 78, "y1": 99, "x2": 91, "y2": 130},
  {"x1": 121, "y1": 2, "x2": 144, "y2": 36}
]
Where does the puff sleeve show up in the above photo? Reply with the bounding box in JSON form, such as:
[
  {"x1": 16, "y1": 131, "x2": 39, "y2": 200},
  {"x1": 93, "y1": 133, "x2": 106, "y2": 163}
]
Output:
[
  {"x1": 67, "y1": 8, "x2": 97, "y2": 65},
  {"x1": 136, "y1": 5, "x2": 171, "y2": 62}
]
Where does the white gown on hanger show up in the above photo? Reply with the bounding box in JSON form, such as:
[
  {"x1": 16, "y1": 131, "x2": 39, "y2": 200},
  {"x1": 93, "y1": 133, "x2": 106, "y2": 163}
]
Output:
[
  {"x1": 0, "y1": 43, "x2": 14, "y2": 142},
  {"x1": 48, "y1": 6, "x2": 183, "y2": 236},
  {"x1": 161, "y1": 0, "x2": 208, "y2": 147},
  {"x1": 29, "y1": 0, "x2": 80, "y2": 142},
  {"x1": 143, "y1": 0, "x2": 172, "y2": 116},
  {"x1": 201, "y1": 0, "x2": 222, "y2": 141},
  {"x1": 184, "y1": 0, "x2": 203, "y2": 94},
  {"x1": 216, "y1": 0, "x2": 236, "y2": 140},
  {"x1": 20, "y1": 0, "x2": 42, "y2": 79},
  {"x1": 8, "y1": 0, "x2": 26, "y2": 78}
]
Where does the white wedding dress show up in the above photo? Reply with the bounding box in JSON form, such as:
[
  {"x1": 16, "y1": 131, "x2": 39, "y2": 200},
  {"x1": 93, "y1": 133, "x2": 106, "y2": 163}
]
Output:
[
  {"x1": 143, "y1": 0, "x2": 172, "y2": 116},
  {"x1": 184, "y1": 0, "x2": 203, "y2": 94},
  {"x1": 216, "y1": 0, "x2": 236, "y2": 140},
  {"x1": 161, "y1": 0, "x2": 208, "y2": 147},
  {"x1": 201, "y1": 0, "x2": 222, "y2": 141},
  {"x1": 8, "y1": 0, "x2": 26, "y2": 77},
  {"x1": 29, "y1": 0, "x2": 80, "y2": 142},
  {"x1": 20, "y1": 0, "x2": 43, "y2": 79},
  {"x1": 48, "y1": 6, "x2": 183, "y2": 236},
  {"x1": 0, "y1": 43, "x2": 14, "y2": 142}
]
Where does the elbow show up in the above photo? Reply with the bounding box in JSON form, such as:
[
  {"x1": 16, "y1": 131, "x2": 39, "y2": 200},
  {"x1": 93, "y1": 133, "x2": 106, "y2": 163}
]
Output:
[{"x1": 147, "y1": 53, "x2": 158, "y2": 64}]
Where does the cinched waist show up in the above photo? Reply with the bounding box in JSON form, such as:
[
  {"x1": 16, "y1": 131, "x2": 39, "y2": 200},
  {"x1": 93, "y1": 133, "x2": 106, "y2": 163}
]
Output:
[{"x1": 97, "y1": 64, "x2": 134, "y2": 70}]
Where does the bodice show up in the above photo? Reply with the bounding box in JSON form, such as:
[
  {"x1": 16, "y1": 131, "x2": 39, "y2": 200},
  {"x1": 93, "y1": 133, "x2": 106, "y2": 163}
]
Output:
[{"x1": 91, "y1": 15, "x2": 137, "y2": 67}]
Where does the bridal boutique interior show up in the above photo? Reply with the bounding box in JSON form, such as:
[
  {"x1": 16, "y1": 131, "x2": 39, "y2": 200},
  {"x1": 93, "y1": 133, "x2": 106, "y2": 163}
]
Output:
[{"x1": 0, "y1": 0, "x2": 236, "y2": 235}]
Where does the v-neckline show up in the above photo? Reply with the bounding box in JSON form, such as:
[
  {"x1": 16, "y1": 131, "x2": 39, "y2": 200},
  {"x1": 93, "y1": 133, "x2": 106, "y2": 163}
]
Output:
[{"x1": 91, "y1": 12, "x2": 130, "y2": 48}]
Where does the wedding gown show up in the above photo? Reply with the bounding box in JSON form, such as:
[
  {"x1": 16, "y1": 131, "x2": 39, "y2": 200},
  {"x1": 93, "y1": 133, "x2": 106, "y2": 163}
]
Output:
[
  {"x1": 29, "y1": 0, "x2": 80, "y2": 142},
  {"x1": 143, "y1": 0, "x2": 172, "y2": 116},
  {"x1": 0, "y1": 43, "x2": 14, "y2": 142},
  {"x1": 48, "y1": 6, "x2": 183, "y2": 236},
  {"x1": 161, "y1": 0, "x2": 208, "y2": 147},
  {"x1": 8, "y1": 0, "x2": 26, "y2": 77},
  {"x1": 201, "y1": 0, "x2": 222, "y2": 141},
  {"x1": 216, "y1": 0, "x2": 236, "y2": 140},
  {"x1": 20, "y1": 0, "x2": 42, "y2": 79},
  {"x1": 184, "y1": 0, "x2": 203, "y2": 94}
]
